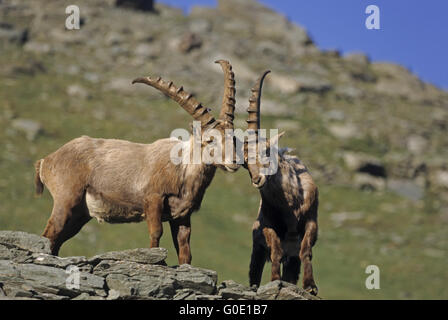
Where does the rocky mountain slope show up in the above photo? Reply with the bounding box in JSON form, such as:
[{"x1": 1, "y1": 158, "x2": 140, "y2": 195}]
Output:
[
  {"x1": 0, "y1": 231, "x2": 317, "y2": 300},
  {"x1": 1, "y1": 0, "x2": 447, "y2": 200},
  {"x1": 0, "y1": 0, "x2": 447, "y2": 299}
]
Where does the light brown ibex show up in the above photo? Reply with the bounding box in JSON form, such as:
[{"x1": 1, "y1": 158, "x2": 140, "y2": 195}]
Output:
[
  {"x1": 243, "y1": 71, "x2": 319, "y2": 295},
  {"x1": 34, "y1": 60, "x2": 239, "y2": 265}
]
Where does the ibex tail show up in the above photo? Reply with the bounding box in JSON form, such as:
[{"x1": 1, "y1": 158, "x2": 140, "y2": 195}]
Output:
[{"x1": 34, "y1": 159, "x2": 44, "y2": 196}]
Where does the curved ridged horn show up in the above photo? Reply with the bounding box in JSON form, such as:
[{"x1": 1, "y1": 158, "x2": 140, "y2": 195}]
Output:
[
  {"x1": 247, "y1": 70, "x2": 271, "y2": 131},
  {"x1": 132, "y1": 76, "x2": 215, "y2": 127},
  {"x1": 215, "y1": 60, "x2": 236, "y2": 127}
]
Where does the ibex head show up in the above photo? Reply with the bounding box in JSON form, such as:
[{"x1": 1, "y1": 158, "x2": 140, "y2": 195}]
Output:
[
  {"x1": 243, "y1": 70, "x2": 285, "y2": 188},
  {"x1": 132, "y1": 60, "x2": 240, "y2": 172}
]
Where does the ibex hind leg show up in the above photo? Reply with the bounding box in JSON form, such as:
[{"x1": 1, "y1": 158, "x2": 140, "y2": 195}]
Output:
[
  {"x1": 144, "y1": 194, "x2": 164, "y2": 248},
  {"x1": 281, "y1": 232, "x2": 301, "y2": 284},
  {"x1": 42, "y1": 192, "x2": 91, "y2": 256},
  {"x1": 281, "y1": 256, "x2": 301, "y2": 285}
]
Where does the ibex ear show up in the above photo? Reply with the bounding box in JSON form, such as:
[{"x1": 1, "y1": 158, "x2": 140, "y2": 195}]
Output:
[{"x1": 267, "y1": 131, "x2": 285, "y2": 149}]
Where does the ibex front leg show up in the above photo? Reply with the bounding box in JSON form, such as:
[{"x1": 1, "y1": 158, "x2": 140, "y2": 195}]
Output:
[
  {"x1": 263, "y1": 227, "x2": 283, "y2": 281},
  {"x1": 145, "y1": 194, "x2": 164, "y2": 248},
  {"x1": 169, "y1": 216, "x2": 192, "y2": 265},
  {"x1": 249, "y1": 222, "x2": 267, "y2": 287},
  {"x1": 300, "y1": 220, "x2": 318, "y2": 295}
]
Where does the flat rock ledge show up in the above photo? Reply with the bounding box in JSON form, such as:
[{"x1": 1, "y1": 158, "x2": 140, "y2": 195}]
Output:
[{"x1": 0, "y1": 231, "x2": 318, "y2": 300}]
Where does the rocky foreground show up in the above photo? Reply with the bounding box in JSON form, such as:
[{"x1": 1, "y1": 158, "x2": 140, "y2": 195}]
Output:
[{"x1": 0, "y1": 231, "x2": 318, "y2": 300}]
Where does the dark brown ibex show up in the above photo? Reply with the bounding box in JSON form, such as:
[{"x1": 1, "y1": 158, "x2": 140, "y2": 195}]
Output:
[
  {"x1": 35, "y1": 60, "x2": 239, "y2": 265},
  {"x1": 243, "y1": 71, "x2": 319, "y2": 295}
]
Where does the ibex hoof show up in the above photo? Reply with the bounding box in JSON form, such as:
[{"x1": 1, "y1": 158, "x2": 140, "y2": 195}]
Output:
[{"x1": 304, "y1": 285, "x2": 318, "y2": 296}]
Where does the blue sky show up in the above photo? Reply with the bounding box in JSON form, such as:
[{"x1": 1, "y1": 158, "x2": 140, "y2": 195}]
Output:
[{"x1": 158, "y1": 0, "x2": 448, "y2": 90}]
